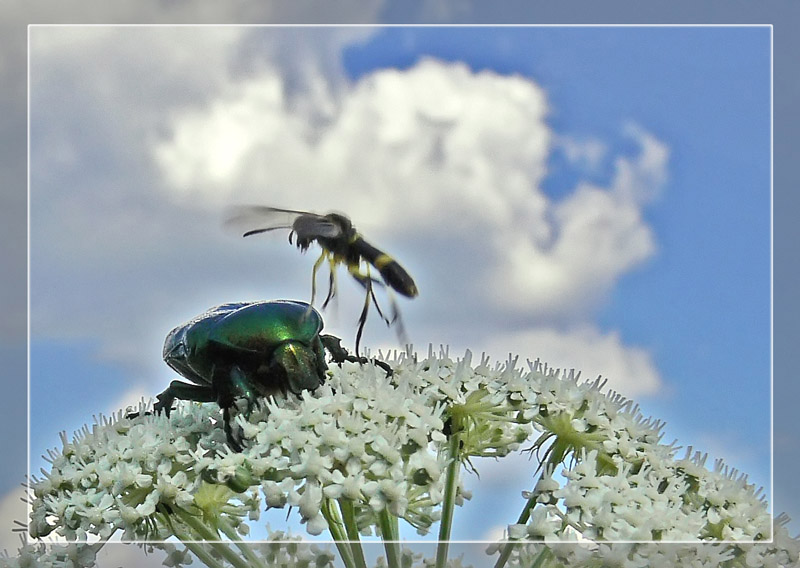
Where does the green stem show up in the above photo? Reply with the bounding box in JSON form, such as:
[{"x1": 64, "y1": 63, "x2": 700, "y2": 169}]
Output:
[
  {"x1": 531, "y1": 546, "x2": 553, "y2": 567},
  {"x1": 173, "y1": 530, "x2": 227, "y2": 568},
  {"x1": 160, "y1": 511, "x2": 227, "y2": 568},
  {"x1": 321, "y1": 497, "x2": 357, "y2": 568},
  {"x1": 377, "y1": 509, "x2": 402, "y2": 568},
  {"x1": 338, "y1": 498, "x2": 368, "y2": 568},
  {"x1": 493, "y1": 467, "x2": 549, "y2": 568},
  {"x1": 435, "y1": 432, "x2": 461, "y2": 568},
  {"x1": 391, "y1": 513, "x2": 400, "y2": 541},
  {"x1": 174, "y1": 509, "x2": 252, "y2": 568},
  {"x1": 217, "y1": 515, "x2": 268, "y2": 568},
  {"x1": 515, "y1": 489, "x2": 538, "y2": 526},
  {"x1": 183, "y1": 541, "x2": 225, "y2": 568}
]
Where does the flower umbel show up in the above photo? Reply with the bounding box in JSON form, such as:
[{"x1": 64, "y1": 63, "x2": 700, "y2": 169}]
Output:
[{"x1": 12, "y1": 348, "x2": 798, "y2": 568}]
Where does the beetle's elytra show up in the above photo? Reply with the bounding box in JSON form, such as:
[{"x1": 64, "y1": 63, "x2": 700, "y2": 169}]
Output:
[{"x1": 150, "y1": 299, "x2": 390, "y2": 451}]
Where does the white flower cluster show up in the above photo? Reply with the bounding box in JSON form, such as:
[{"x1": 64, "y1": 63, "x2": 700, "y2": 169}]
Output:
[
  {"x1": 494, "y1": 515, "x2": 800, "y2": 568},
  {"x1": 17, "y1": 347, "x2": 799, "y2": 568},
  {"x1": 30, "y1": 348, "x2": 530, "y2": 543},
  {"x1": 197, "y1": 347, "x2": 541, "y2": 536},
  {"x1": 29, "y1": 405, "x2": 229, "y2": 541},
  {"x1": 0, "y1": 541, "x2": 102, "y2": 568},
  {"x1": 211, "y1": 353, "x2": 467, "y2": 536},
  {"x1": 0, "y1": 532, "x2": 338, "y2": 568},
  {"x1": 502, "y1": 363, "x2": 775, "y2": 544}
]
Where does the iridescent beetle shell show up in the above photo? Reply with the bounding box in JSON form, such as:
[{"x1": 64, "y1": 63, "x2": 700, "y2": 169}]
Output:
[
  {"x1": 163, "y1": 300, "x2": 326, "y2": 395},
  {"x1": 154, "y1": 300, "x2": 329, "y2": 451}
]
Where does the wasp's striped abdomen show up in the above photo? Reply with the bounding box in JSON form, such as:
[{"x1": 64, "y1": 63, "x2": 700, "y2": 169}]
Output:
[{"x1": 352, "y1": 238, "x2": 418, "y2": 298}]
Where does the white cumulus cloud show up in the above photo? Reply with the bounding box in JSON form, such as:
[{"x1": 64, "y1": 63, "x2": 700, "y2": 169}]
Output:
[
  {"x1": 151, "y1": 55, "x2": 667, "y2": 396},
  {"x1": 153, "y1": 57, "x2": 667, "y2": 324},
  {"x1": 556, "y1": 134, "x2": 608, "y2": 172},
  {"x1": 29, "y1": 27, "x2": 668, "y2": 419},
  {"x1": 482, "y1": 325, "x2": 661, "y2": 397}
]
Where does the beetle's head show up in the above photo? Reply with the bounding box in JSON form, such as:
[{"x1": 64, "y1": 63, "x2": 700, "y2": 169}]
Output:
[
  {"x1": 162, "y1": 323, "x2": 208, "y2": 384},
  {"x1": 163, "y1": 319, "x2": 194, "y2": 359},
  {"x1": 163, "y1": 335, "x2": 186, "y2": 362}
]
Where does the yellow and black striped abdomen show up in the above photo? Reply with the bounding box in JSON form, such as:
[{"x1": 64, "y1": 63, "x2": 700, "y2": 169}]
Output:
[{"x1": 352, "y1": 237, "x2": 418, "y2": 298}]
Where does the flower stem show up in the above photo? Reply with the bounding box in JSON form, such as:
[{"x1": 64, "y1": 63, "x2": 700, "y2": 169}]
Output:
[
  {"x1": 322, "y1": 497, "x2": 357, "y2": 568},
  {"x1": 531, "y1": 545, "x2": 554, "y2": 567},
  {"x1": 173, "y1": 508, "x2": 253, "y2": 568},
  {"x1": 217, "y1": 515, "x2": 268, "y2": 568},
  {"x1": 160, "y1": 512, "x2": 227, "y2": 568},
  {"x1": 435, "y1": 431, "x2": 461, "y2": 568},
  {"x1": 338, "y1": 498, "x2": 368, "y2": 568},
  {"x1": 377, "y1": 509, "x2": 402, "y2": 568},
  {"x1": 493, "y1": 467, "x2": 551, "y2": 568},
  {"x1": 174, "y1": 534, "x2": 226, "y2": 568}
]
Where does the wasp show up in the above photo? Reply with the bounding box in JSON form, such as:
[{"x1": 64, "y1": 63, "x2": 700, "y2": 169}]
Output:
[{"x1": 225, "y1": 206, "x2": 418, "y2": 355}]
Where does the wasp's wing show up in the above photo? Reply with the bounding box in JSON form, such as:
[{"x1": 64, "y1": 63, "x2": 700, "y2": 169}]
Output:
[
  {"x1": 224, "y1": 206, "x2": 312, "y2": 237},
  {"x1": 291, "y1": 213, "x2": 343, "y2": 240}
]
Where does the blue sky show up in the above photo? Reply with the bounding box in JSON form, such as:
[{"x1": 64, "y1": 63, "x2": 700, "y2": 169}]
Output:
[
  {"x1": 342, "y1": 27, "x2": 772, "y2": 464},
  {"x1": 24, "y1": 25, "x2": 772, "y2": 543}
]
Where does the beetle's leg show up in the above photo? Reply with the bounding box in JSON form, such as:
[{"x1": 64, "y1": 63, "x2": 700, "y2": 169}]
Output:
[
  {"x1": 222, "y1": 406, "x2": 243, "y2": 453},
  {"x1": 226, "y1": 365, "x2": 257, "y2": 412},
  {"x1": 320, "y1": 334, "x2": 393, "y2": 377},
  {"x1": 211, "y1": 365, "x2": 257, "y2": 452},
  {"x1": 153, "y1": 380, "x2": 217, "y2": 416},
  {"x1": 310, "y1": 335, "x2": 329, "y2": 378},
  {"x1": 319, "y1": 334, "x2": 350, "y2": 363}
]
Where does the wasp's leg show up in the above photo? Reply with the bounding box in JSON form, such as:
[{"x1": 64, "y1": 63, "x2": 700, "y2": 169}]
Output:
[
  {"x1": 309, "y1": 250, "x2": 328, "y2": 308},
  {"x1": 320, "y1": 334, "x2": 393, "y2": 377},
  {"x1": 356, "y1": 279, "x2": 371, "y2": 359},
  {"x1": 152, "y1": 380, "x2": 217, "y2": 416},
  {"x1": 347, "y1": 263, "x2": 410, "y2": 355},
  {"x1": 345, "y1": 264, "x2": 377, "y2": 357},
  {"x1": 322, "y1": 256, "x2": 338, "y2": 309},
  {"x1": 352, "y1": 264, "x2": 409, "y2": 347},
  {"x1": 349, "y1": 264, "x2": 395, "y2": 325},
  {"x1": 367, "y1": 278, "x2": 393, "y2": 325},
  {"x1": 380, "y1": 287, "x2": 409, "y2": 347}
]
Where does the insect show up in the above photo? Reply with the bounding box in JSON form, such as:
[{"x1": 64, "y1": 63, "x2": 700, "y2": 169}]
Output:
[
  {"x1": 225, "y1": 206, "x2": 419, "y2": 356},
  {"x1": 152, "y1": 299, "x2": 388, "y2": 451}
]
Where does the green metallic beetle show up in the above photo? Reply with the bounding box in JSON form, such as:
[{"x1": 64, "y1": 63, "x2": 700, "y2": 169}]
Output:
[{"x1": 154, "y1": 299, "x2": 385, "y2": 451}]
